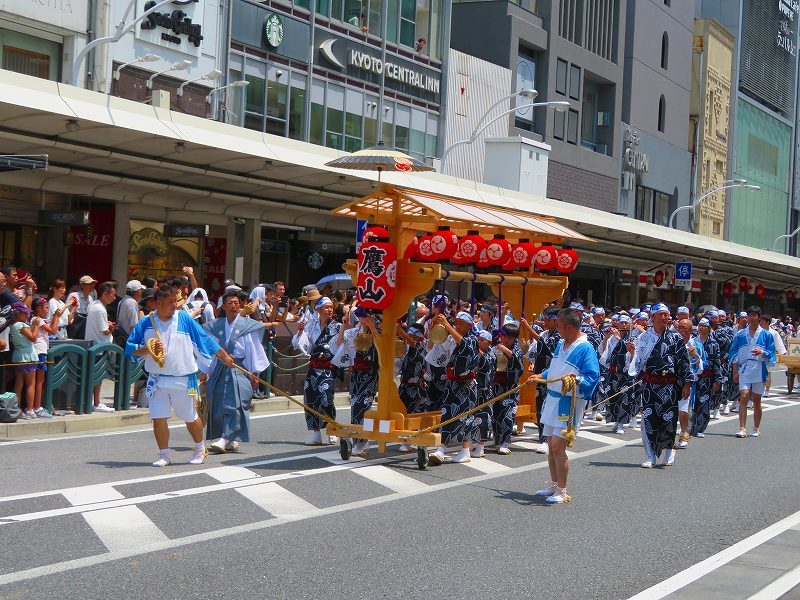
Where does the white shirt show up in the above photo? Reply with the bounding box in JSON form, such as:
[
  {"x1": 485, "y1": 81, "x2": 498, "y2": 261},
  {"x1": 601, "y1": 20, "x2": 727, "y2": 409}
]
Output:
[
  {"x1": 67, "y1": 290, "x2": 96, "y2": 316},
  {"x1": 47, "y1": 298, "x2": 70, "y2": 339},
  {"x1": 31, "y1": 316, "x2": 49, "y2": 355},
  {"x1": 85, "y1": 300, "x2": 112, "y2": 344},
  {"x1": 770, "y1": 328, "x2": 787, "y2": 356}
]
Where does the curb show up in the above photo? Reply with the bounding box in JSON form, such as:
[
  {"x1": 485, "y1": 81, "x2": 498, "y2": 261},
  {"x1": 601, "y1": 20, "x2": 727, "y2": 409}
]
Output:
[{"x1": 0, "y1": 392, "x2": 353, "y2": 439}]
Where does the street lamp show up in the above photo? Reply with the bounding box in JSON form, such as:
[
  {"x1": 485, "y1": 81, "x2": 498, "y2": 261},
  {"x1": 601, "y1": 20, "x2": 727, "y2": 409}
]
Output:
[
  {"x1": 668, "y1": 180, "x2": 760, "y2": 229},
  {"x1": 772, "y1": 225, "x2": 800, "y2": 252},
  {"x1": 146, "y1": 60, "x2": 193, "y2": 89},
  {"x1": 70, "y1": 0, "x2": 176, "y2": 86},
  {"x1": 177, "y1": 69, "x2": 223, "y2": 97},
  {"x1": 206, "y1": 80, "x2": 249, "y2": 104},
  {"x1": 113, "y1": 54, "x2": 159, "y2": 80},
  {"x1": 440, "y1": 99, "x2": 570, "y2": 172}
]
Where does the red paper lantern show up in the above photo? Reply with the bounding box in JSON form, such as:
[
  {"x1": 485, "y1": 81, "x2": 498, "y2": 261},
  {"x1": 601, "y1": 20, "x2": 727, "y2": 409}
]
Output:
[
  {"x1": 722, "y1": 282, "x2": 733, "y2": 298},
  {"x1": 429, "y1": 227, "x2": 458, "y2": 261},
  {"x1": 511, "y1": 239, "x2": 535, "y2": 269},
  {"x1": 501, "y1": 253, "x2": 516, "y2": 272},
  {"x1": 476, "y1": 247, "x2": 492, "y2": 269},
  {"x1": 403, "y1": 236, "x2": 419, "y2": 260},
  {"x1": 534, "y1": 245, "x2": 557, "y2": 271},
  {"x1": 485, "y1": 235, "x2": 512, "y2": 266},
  {"x1": 755, "y1": 285, "x2": 765, "y2": 299},
  {"x1": 357, "y1": 240, "x2": 397, "y2": 310},
  {"x1": 788, "y1": 290, "x2": 796, "y2": 302},
  {"x1": 740, "y1": 277, "x2": 749, "y2": 293},
  {"x1": 362, "y1": 225, "x2": 389, "y2": 243},
  {"x1": 416, "y1": 235, "x2": 435, "y2": 261},
  {"x1": 556, "y1": 248, "x2": 579, "y2": 274},
  {"x1": 457, "y1": 231, "x2": 486, "y2": 264},
  {"x1": 654, "y1": 270, "x2": 664, "y2": 287}
]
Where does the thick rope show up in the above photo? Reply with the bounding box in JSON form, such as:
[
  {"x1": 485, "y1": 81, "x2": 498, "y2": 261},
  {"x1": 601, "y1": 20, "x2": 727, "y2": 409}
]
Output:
[{"x1": 229, "y1": 362, "x2": 361, "y2": 437}]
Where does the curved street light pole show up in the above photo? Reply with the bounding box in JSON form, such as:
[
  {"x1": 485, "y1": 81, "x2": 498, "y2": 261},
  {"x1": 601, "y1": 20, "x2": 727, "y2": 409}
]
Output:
[
  {"x1": 440, "y1": 100, "x2": 570, "y2": 173},
  {"x1": 668, "y1": 181, "x2": 759, "y2": 230},
  {"x1": 772, "y1": 225, "x2": 800, "y2": 253},
  {"x1": 70, "y1": 0, "x2": 176, "y2": 86}
]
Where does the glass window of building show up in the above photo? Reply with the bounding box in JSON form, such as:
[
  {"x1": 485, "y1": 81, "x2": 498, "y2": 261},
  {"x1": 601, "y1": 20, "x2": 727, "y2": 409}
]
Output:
[
  {"x1": 369, "y1": 0, "x2": 383, "y2": 33},
  {"x1": 317, "y1": 0, "x2": 330, "y2": 16},
  {"x1": 226, "y1": 55, "x2": 245, "y2": 126},
  {"x1": 310, "y1": 80, "x2": 326, "y2": 145},
  {"x1": 555, "y1": 59, "x2": 568, "y2": 95},
  {"x1": 425, "y1": 113, "x2": 438, "y2": 160},
  {"x1": 387, "y1": 0, "x2": 400, "y2": 43},
  {"x1": 566, "y1": 108, "x2": 579, "y2": 144},
  {"x1": 400, "y1": 0, "x2": 416, "y2": 46},
  {"x1": 394, "y1": 103, "x2": 411, "y2": 151},
  {"x1": 658, "y1": 95, "x2": 666, "y2": 132},
  {"x1": 345, "y1": 89, "x2": 364, "y2": 152},
  {"x1": 568, "y1": 64, "x2": 581, "y2": 100},
  {"x1": 295, "y1": 0, "x2": 311, "y2": 9},
  {"x1": 554, "y1": 109, "x2": 566, "y2": 140},
  {"x1": 0, "y1": 29, "x2": 61, "y2": 81},
  {"x1": 288, "y1": 73, "x2": 306, "y2": 140},
  {"x1": 326, "y1": 84, "x2": 345, "y2": 149},
  {"x1": 266, "y1": 67, "x2": 288, "y2": 136},
  {"x1": 660, "y1": 32, "x2": 669, "y2": 70},
  {"x1": 409, "y1": 108, "x2": 427, "y2": 161},
  {"x1": 364, "y1": 96, "x2": 379, "y2": 146},
  {"x1": 382, "y1": 102, "x2": 395, "y2": 146},
  {"x1": 244, "y1": 58, "x2": 267, "y2": 132},
  {"x1": 428, "y1": 0, "x2": 442, "y2": 61}
]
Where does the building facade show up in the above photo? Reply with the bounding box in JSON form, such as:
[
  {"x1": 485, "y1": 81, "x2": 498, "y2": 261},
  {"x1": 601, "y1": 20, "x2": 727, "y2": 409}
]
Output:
[
  {"x1": 697, "y1": 0, "x2": 799, "y2": 253},
  {"x1": 619, "y1": 0, "x2": 693, "y2": 229},
  {"x1": 450, "y1": 0, "x2": 626, "y2": 213},
  {"x1": 689, "y1": 18, "x2": 734, "y2": 240}
]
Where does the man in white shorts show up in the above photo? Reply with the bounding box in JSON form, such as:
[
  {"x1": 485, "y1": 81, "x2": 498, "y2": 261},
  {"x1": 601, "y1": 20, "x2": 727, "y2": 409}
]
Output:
[
  {"x1": 728, "y1": 306, "x2": 776, "y2": 439},
  {"x1": 126, "y1": 286, "x2": 234, "y2": 466},
  {"x1": 527, "y1": 307, "x2": 599, "y2": 504}
]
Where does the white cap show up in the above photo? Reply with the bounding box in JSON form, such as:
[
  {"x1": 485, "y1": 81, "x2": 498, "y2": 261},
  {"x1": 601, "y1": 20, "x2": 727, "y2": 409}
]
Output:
[{"x1": 126, "y1": 280, "x2": 145, "y2": 292}]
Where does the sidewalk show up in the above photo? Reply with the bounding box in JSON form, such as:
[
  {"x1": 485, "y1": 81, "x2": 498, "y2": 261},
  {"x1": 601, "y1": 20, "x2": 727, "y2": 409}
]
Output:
[{"x1": 1, "y1": 380, "x2": 352, "y2": 439}]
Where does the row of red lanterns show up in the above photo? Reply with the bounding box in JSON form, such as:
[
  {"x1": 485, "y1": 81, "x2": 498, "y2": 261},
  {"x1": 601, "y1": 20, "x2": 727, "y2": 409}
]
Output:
[
  {"x1": 400, "y1": 227, "x2": 578, "y2": 274},
  {"x1": 722, "y1": 277, "x2": 766, "y2": 299}
]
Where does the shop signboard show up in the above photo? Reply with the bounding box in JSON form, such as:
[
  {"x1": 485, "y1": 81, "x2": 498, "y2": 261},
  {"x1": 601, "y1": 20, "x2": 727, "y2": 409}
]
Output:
[
  {"x1": 135, "y1": 0, "x2": 205, "y2": 57},
  {"x1": 39, "y1": 210, "x2": 89, "y2": 226},
  {"x1": 164, "y1": 223, "x2": 209, "y2": 237},
  {"x1": 0, "y1": 0, "x2": 89, "y2": 33},
  {"x1": 674, "y1": 261, "x2": 692, "y2": 290},
  {"x1": 260, "y1": 239, "x2": 288, "y2": 253}
]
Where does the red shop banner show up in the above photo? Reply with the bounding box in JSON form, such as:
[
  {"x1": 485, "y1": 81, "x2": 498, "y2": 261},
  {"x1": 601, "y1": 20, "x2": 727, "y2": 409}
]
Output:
[
  {"x1": 67, "y1": 206, "x2": 115, "y2": 285},
  {"x1": 203, "y1": 237, "x2": 227, "y2": 302}
]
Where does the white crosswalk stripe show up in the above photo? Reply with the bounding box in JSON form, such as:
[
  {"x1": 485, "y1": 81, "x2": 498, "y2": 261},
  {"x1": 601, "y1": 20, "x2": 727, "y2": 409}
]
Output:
[
  {"x1": 82, "y1": 505, "x2": 169, "y2": 551},
  {"x1": 204, "y1": 466, "x2": 260, "y2": 483},
  {"x1": 236, "y1": 482, "x2": 318, "y2": 520},
  {"x1": 63, "y1": 484, "x2": 125, "y2": 506},
  {"x1": 352, "y1": 465, "x2": 429, "y2": 493}
]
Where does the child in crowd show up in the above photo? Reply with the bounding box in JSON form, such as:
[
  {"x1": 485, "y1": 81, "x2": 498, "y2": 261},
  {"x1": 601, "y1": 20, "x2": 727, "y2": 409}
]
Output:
[
  {"x1": 31, "y1": 297, "x2": 59, "y2": 418},
  {"x1": 10, "y1": 302, "x2": 40, "y2": 419}
]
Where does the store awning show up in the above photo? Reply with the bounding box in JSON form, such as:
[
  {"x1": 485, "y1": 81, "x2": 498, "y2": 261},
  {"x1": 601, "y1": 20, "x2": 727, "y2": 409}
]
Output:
[
  {"x1": 333, "y1": 186, "x2": 593, "y2": 243},
  {"x1": 0, "y1": 70, "x2": 799, "y2": 288}
]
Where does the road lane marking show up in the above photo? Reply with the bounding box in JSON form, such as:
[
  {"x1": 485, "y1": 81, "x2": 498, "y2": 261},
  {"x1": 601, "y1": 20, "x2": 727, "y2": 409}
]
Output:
[
  {"x1": 576, "y1": 430, "x2": 629, "y2": 446},
  {"x1": 0, "y1": 406, "x2": 353, "y2": 447},
  {"x1": 204, "y1": 466, "x2": 260, "y2": 484},
  {"x1": 352, "y1": 465, "x2": 430, "y2": 493},
  {"x1": 0, "y1": 439, "x2": 642, "y2": 585},
  {"x1": 626, "y1": 508, "x2": 800, "y2": 600},
  {"x1": 63, "y1": 485, "x2": 125, "y2": 506},
  {"x1": 82, "y1": 506, "x2": 168, "y2": 552},
  {"x1": 236, "y1": 482, "x2": 317, "y2": 520},
  {"x1": 748, "y1": 564, "x2": 800, "y2": 599},
  {"x1": 458, "y1": 458, "x2": 513, "y2": 474}
]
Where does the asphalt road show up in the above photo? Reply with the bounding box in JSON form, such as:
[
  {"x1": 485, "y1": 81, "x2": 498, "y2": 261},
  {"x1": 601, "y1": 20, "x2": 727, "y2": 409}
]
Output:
[{"x1": 1, "y1": 380, "x2": 799, "y2": 600}]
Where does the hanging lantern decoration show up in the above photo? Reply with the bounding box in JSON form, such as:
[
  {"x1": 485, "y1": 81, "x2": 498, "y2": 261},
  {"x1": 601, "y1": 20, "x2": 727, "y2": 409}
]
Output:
[
  {"x1": 457, "y1": 230, "x2": 486, "y2": 264},
  {"x1": 361, "y1": 225, "x2": 389, "y2": 243},
  {"x1": 356, "y1": 237, "x2": 397, "y2": 310},
  {"x1": 476, "y1": 247, "x2": 492, "y2": 270},
  {"x1": 788, "y1": 290, "x2": 796, "y2": 302},
  {"x1": 501, "y1": 253, "x2": 517, "y2": 272},
  {"x1": 428, "y1": 226, "x2": 458, "y2": 261},
  {"x1": 755, "y1": 284, "x2": 765, "y2": 299},
  {"x1": 556, "y1": 247, "x2": 579, "y2": 274},
  {"x1": 403, "y1": 236, "x2": 420, "y2": 260},
  {"x1": 534, "y1": 244, "x2": 557, "y2": 271},
  {"x1": 415, "y1": 234, "x2": 435, "y2": 261},
  {"x1": 654, "y1": 270, "x2": 664, "y2": 287},
  {"x1": 739, "y1": 277, "x2": 749, "y2": 294},
  {"x1": 511, "y1": 238, "x2": 535, "y2": 269},
  {"x1": 722, "y1": 282, "x2": 733, "y2": 298},
  {"x1": 485, "y1": 234, "x2": 512, "y2": 266},
  {"x1": 450, "y1": 245, "x2": 467, "y2": 265}
]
